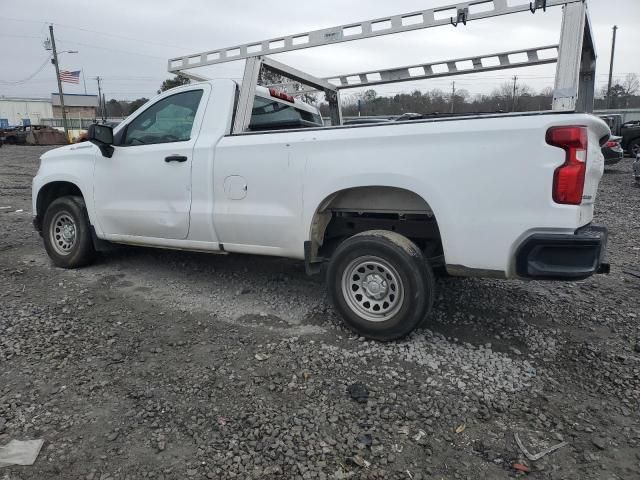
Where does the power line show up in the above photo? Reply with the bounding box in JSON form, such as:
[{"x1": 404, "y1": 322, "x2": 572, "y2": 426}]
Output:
[
  {"x1": 56, "y1": 38, "x2": 166, "y2": 60},
  {"x1": 0, "y1": 33, "x2": 43, "y2": 39},
  {"x1": 58, "y1": 26, "x2": 186, "y2": 51},
  {"x1": 0, "y1": 55, "x2": 51, "y2": 85},
  {"x1": 0, "y1": 15, "x2": 47, "y2": 25},
  {"x1": 0, "y1": 16, "x2": 187, "y2": 51}
]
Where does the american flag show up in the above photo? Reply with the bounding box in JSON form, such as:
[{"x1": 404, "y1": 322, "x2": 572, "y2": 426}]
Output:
[{"x1": 59, "y1": 70, "x2": 81, "y2": 84}]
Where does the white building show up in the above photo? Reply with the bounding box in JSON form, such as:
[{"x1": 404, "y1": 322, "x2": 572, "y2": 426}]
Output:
[
  {"x1": 51, "y1": 93, "x2": 99, "y2": 119},
  {"x1": 0, "y1": 97, "x2": 53, "y2": 127}
]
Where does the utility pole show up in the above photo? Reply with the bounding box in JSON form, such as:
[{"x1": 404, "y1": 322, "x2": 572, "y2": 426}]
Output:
[
  {"x1": 102, "y1": 93, "x2": 106, "y2": 121},
  {"x1": 95, "y1": 76, "x2": 104, "y2": 121},
  {"x1": 606, "y1": 25, "x2": 618, "y2": 109},
  {"x1": 512, "y1": 76, "x2": 518, "y2": 112},
  {"x1": 81, "y1": 70, "x2": 87, "y2": 95},
  {"x1": 450, "y1": 81, "x2": 456, "y2": 113},
  {"x1": 49, "y1": 25, "x2": 69, "y2": 141}
]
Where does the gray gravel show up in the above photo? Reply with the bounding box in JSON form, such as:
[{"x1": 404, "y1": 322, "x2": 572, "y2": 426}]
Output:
[{"x1": 0, "y1": 145, "x2": 639, "y2": 479}]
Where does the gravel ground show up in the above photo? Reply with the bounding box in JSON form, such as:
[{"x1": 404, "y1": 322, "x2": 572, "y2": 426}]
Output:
[{"x1": 0, "y1": 145, "x2": 639, "y2": 480}]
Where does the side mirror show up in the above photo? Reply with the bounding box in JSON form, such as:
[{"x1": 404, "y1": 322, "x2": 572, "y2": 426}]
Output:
[{"x1": 88, "y1": 124, "x2": 114, "y2": 158}]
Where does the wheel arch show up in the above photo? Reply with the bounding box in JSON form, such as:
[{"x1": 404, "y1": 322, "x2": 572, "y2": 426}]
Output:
[
  {"x1": 305, "y1": 185, "x2": 443, "y2": 272},
  {"x1": 34, "y1": 181, "x2": 87, "y2": 232}
]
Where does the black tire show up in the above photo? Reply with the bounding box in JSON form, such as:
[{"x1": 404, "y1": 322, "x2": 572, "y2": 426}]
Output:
[
  {"x1": 327, "y1": 230, "x2": 435, "y2": 341},
  {"x1": 629, "y1": 139, "x2": 640, "y2": 158},
  {"x1": 42, "y1": 196, "x2": 96, "y2": 268}
]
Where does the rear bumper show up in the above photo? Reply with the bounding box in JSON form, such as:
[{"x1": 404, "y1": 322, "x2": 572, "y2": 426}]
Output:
[{"x1": 516, "y1": 225, "x2": 609, "y2": 280}]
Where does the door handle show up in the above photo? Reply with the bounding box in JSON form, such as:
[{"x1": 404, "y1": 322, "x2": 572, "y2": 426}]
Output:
[{"x1": 165, "y1": 155, "x2": 188, "y2": 163}]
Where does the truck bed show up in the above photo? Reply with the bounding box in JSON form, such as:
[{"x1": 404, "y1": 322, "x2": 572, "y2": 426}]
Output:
[{"x1": 214, "y1": 110, "x2": 609, "y2": 277}]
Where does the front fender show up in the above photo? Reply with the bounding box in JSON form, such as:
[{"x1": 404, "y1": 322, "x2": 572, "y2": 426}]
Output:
[{"x1": 32, "y1": 143, "x2": 101, "y2": 235}]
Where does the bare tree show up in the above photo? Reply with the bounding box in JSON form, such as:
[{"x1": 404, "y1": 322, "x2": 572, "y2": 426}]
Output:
[
  {"x1": 321, "y1": 76, "x2": 640, "y2": 116},
  {"x1": 492, "y1": 82, "x2": 514, "y2": 99},
  {"x1": 491, "y1": 81, "x2": 534, "y2": 111},
  {"x1": 518, "y1": 84, "x2": 534, "y2": 96},
  {"x1": 601, "y1": 74, "x2": 640, "y2": 108},
  {"x1": 455, "y1": 88, "x2": 470, "y2": 102},
  {"x1": 540, "y1": 86, "x2": 554, "y2": 97},
  {"x1": 622, "y1": 73, "x2": 639, "y2": 96}
]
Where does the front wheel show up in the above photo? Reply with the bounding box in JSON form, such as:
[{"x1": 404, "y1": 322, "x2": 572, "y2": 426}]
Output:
[
  {"x1": 42, "y1": 196, "x2": 96, "y2": 268},
  {"x1": 327, "y1": 231, "x2": 435, "y2": 341}
]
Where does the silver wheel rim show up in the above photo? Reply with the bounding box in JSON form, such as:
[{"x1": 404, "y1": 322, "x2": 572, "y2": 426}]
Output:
[
  {"x1": 341, "y1": 256, "x2": 404, "y2": 322},
  {"x1": 633, "y1": 144, "x2": 640, "y2": 156},
  {"x1": 49, "y1": 211, "x2": 77, "y2": 256}
]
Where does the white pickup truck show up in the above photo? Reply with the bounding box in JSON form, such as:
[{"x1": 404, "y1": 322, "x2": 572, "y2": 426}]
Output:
[{"x1": 32, "y1": 80, "x2": 611, "y2": 340}]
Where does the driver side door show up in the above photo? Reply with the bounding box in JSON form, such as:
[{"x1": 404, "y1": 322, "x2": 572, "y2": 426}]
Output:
[{"x1": 94, "y1": 87, "x2": 207, "y2": 240}]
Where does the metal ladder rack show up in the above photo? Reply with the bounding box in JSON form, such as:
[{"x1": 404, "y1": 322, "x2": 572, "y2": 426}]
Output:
[
  {"x1": 168, "y1": 0, "x2": 595, "y2": 133},
  {"x1": 318, "y1": 45, "x2": 559, "y2": 90}
]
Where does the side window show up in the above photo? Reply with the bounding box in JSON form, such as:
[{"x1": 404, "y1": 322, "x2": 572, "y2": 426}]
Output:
[{"x1": 122, "y1": 90, "x2": 203, "y2": 146}]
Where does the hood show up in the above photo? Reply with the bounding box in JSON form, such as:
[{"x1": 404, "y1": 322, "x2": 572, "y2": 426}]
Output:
[{"x1": 40, "y1": 142, "x2": 95, "y2": 161}]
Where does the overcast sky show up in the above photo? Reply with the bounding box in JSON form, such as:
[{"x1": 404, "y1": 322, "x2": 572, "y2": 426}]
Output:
[{"x1": 1, "y1": 0, "x2": 638, "y2": 102}]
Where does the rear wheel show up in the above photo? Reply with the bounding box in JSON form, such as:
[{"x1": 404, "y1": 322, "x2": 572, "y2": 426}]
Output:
[
  {"x1": 42, "y1": 196, "x2": 96, "y2": 268},
  {"x1": 327, "y1": 230, "x2": 435, "y2": 341}
]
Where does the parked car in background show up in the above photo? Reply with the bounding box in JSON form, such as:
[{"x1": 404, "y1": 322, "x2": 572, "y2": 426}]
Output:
[
  {"x1": 394, "y1": 113, "x2": 427, "y2": 121},
  {"x1": 599, "y1": 114, "x2": 623, "y2": 136},
  {"x1": 393, "y1": 111, "x2": 507, "y2": 122},
  {"x1": 621, "y1": 122, "x2": 640, "y2": 157},
  {"x1": 342, "y1": 117, "x2": 391, "y2": 125},
  {"x1": 600, "y1": 115, "x2": 640, "y2": 157},
  {"x1": 602, "y1": 135, "x2": 624, "y2": 166},
  {"x1": 0, "y1": 125, "x2": 67, "y2": 145},
  {"x1": 0, "y1": 126, "x2": 26, "y2": 145}
]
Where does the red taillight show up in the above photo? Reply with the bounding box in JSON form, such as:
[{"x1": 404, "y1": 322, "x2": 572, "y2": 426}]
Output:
[
  {"x1": 269, "y1": 87, "x2": 295, "y2": 103},
  {"x1": 605, "y1": 140, "x2": 619, "y2": 148},
  {"x1": 546, "y1": 126, "x2": 588, "y2": 205}
]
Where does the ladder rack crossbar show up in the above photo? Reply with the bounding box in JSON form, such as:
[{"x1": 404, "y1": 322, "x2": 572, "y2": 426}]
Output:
[
  {"x1": 327, "y1": 45, "x2": 559, "y2": 89},
  {"x1": 168, "y1": 0, "x2": 583, "y2": 73}
]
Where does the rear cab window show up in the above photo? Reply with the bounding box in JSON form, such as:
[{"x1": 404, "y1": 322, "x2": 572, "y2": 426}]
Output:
[{"x1": 249, "y1": 93, "x2": 323, "y2": 132}]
